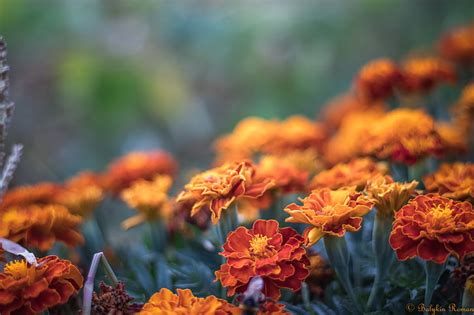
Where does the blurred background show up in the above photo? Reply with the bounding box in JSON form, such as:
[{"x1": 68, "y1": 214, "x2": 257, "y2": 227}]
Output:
[{"x1": 0, "y1": 0, "x2": 472, "y2": 184}]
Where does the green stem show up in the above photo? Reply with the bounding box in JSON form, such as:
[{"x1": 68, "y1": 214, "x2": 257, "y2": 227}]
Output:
[
  {"x1": 423, "y1": 260, "x2": 445, "y2": 315},
  {"x1": 149, "y1": 220, "x2": 167, "y2": 252},
  {"x1": 323, "y1": 236, "x2": 362, "y2": 313},
  {"x1": 367, "y1": 213, "x2": 394, "y2": 311}
]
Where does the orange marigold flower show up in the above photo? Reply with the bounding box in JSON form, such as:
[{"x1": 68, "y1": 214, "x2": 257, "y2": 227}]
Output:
[
  {"x1": 437, "y1": 23, "x2": 474, "y2": 64},
  {"x1": 284, "y1": 188, "x2": 373, "y2": 245},
  {"x1": 103, "y1": 150, "x2": 177, "y2": 194},
  {"x1": 423, "y1": 163, "x2": 474, "y2": 201},
  {"x1": 365, "y1": 175, "x2": 418, "y2": 216},
  {"x1": 121, "y1": 175, "x2": 173, "y2": 229},
  {"x1": 139, "y1": 288, "x2": 236, "y2": 315},
  {"x1": 389, "y1": 194, "x2": 474, "y2": 264},
  {"x1": 0, "y1": 204, "x2": 84, "y2": 251},
  {"x1": 453, "y1": 82, "x2": 474, "y2": 135},
  {"x1": 0, "y1": 255, "x2": 83, "y2": 315},
  {"x1": 177, "y1": 161, "x2": 275, "y2": 224},
  {"x1": 256, "y1": 155, "x2": 309, "y2": 193},
  {"x1": 215, "y1": 220, "x2": 309, "y2": 299},
  {"x1": 324, "y1": 108, "x2": 385, "y2": 165},
  {"x1": 362, "y1": 108, "x2": 444, "y2": 164},
  {"x1": 354, "y1": 58, "x2": 402, "y2": 101},
  {"x1": 399, "y1": 57, "x2": 456, "y2": 93},
  {"x1": 310, "y1": 158, "x2": 388, "y2": 191},
  {"x1": 0, "y1": 183, "x2": 61, "y2": 210},
  {"x1": 436, "y1": 122, "x2": 468, "y2": 154}
]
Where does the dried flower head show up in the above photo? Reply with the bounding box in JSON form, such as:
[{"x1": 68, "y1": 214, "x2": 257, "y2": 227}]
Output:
[
  {"x1": 91, "y1": 282, "x2": 143, "y2": 315},
  {"x1": 443, "y1": 253, "x2": 474, "y2": 303},
  {"x1": 177, "y1": 161, "x2": 275, "y2": 224},
  {"x1": 0, "y1": 204, "x2": 84, "y2": 251},
  {"x1": 365, "y1": 175, "x2": 418, "y2": 216},
  {"x1": 306, "y1": 251, "x2": 333, "y2": 298},
  {"x1": 423, "y1": 162, "x2": 474, "y2": 201},
  {"x1": 0, "y1": 255, "x2": 83, "y2": 315},
  {"x1": 438, "y1": 23, "x2": 474, "y2": 64},
  {"x1": 285, "y1": 188, "x2": 374, "y2": 245},
  {"x1": 104, "y1": 150, "x2": 177, "y2": 194},
  {"x1": 389, "y1": 194, "x2": 474, "y2": 263},
  {"x1": 399, "y1": 57, "x2": 456, "y2": 93},
  {"x1": 216, "y1": 220, "x2": 309, "y2": 299},
  {"x1": 310, "y1": 158, "x2": 388, "y2": 191},
  {"x1": 354, "y1": 58, "x2": 402, "y2": 101}
]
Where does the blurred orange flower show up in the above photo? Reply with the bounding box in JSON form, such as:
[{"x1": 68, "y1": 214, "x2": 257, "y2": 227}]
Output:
[
  {"x1": 436, "y1": 122, "x2": 468, "y2": 154},
  {"x1": 285, "y1": 188, "x2": 373, "y2": 245},
  {"x1": 0, "y1": 204, "x2": 84, "y2": 251},
  {"x1": 310, "y1": 158, "x2": 388, "y2": 191},
  {"x1": 121, "y1": 175, "x2": 173, "y2": 229},
  {"x1": 453, "y1": 82, "x2": 474, "y2": 135},
  {"x1": 256, "y1": 155, "x2": 309, "y2": 193},
  {"x1": 103, "y1": 150, "x2": 177, "y2": 194},
  {"x1": 354, "y1": 58, "x2": 402, "y2": 101},
  {"x1": 362, "y1": 108, "x2": 444, "y2": 164},
  {"x1": 177, "y1": 161, "x2": 275, "y2": 224},
  {"x1": 389, "y1": 194, "x2": 474, "y2": 263},
  {"x1": 0, "y1": 183, "x2": 61, "y2": 210},
  {"x1": 216, "y1": 220, "x2": 309, "y2": 299},
  {"x1": 423, "y1": 163, "x2": 473, "y2": 201},
  {"x1": 139, "y1": 288, "x2": 237, "y2": 315},
  {"x1": 399, "y1": 57, "x2": 456, "y2": 93},
  {"x1": 438, "y1": 23, "x2": 474, "y2": 64},
  {"x1": 365, "y1": 175, "x2": 418, "y2": 216},
  {"x1": 0, "y1": 255, "x2": 83, "y2": 315}
]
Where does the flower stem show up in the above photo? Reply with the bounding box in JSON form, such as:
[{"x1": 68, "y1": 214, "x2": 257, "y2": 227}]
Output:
[
  {"x1": 367, "y1": 213, "x2": 394, "y2": 311},
  {"x1": 423, "y1": 260, "x2": 445, "y2": 315},
  {"x1": 323, "y1": 236, "x2": 362, "y2": 313}
]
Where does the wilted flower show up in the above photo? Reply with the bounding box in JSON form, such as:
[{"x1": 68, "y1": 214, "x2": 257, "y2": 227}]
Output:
[
  {"x1": 0, "y1": 255, "x2": 83, "y2": 315},
  {"x1": 354, "y1": 58, "x2": 402, "y2": 101},
  {"x1": 389, "y1": 194, "x2": 474, "y2": 264},
  {"x1": 177, "y1": 161, "x2": 275, "y2": 224},
  {"x1": 121, "y1": 175, "x2": 173, "y2": 229},
  {"x1": 215, "y1": 220, "x2": 309, "y2": 299},
  {"x1": 0, "y1": 204, "x2": 84, "y2": 251},
  {"x1": 365, "y1": 175, "x2": 418, "y2": 216},
  {"x1": 362, "y1": 109, "x2": 444, "y2": 164},
  {"x1": 438, "y1": 23, "x2": 474, "y2": 64},
  {"x1": 285, "y1": 188, "x2": 374, "y2": 245},
  {"x1": 91, "y1": 282, "x2": 143, "y2": 315},
  {"x1": 139, "y1": 288, "x2": 236, "y2": 315},
  {"x1": 399, "y1": 57, "x2": 456, "y2": 93},
  {"x1": 310, "y1": 158, "x2": 388, "y2": 191},
  {"x1": 423, "y1": 162, "x2": 474, "y2": 201},
  {"x1": 256, "y1": 155, "x2": 309, "y2": 193},
  {"x1": 103, "y1": 150, "x2": 177, "y2": 194},
  {"x1": 306, "y1": 251, "x2": 333, "y2": 297}
]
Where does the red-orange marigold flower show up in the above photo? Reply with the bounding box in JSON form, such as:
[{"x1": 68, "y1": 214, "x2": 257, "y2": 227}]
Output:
[
  {"x1": 389, "y1": 194, "x2": 474, "y2": 264},
  {"x1": 310, "y1": 158, "x2": 388, "y2": 191},
  {"x1": 0, "y1": 255, "x2": 83, "y2": 315},
  {"x1": 177, "y1": 161, "x2": 275, "y2": 224},
  {"x1": 256, "y1": 155, "x2": 309, "y2": 193},
  {"x1": 423, "y1": 163, "x2": 474, "y2": 201},
  {"x1": 354, "y1": 58, "x2": 402, "y2": 101},
  {"x1": 399, "y1": 57, "x2": 456, "y2": 93},
  {"x1": 285, "y1": 188, "x2": 374, "y2": 245},
  {"x1": 103, "y1": 150, "x2": 177, "y2": 194},
  {"x1": 437, "y1": 23, "x2": 474, "y2": 64},
  {"x1": 215, "y1": 220, "x2": 310, "y2": 299},
  {"x1": 0, "y1": 183, "x2": 61, "y2": 210}
]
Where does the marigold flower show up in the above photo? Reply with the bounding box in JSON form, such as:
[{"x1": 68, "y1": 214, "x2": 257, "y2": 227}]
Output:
[
  {"x1": 399, "y1": 57, "x2": 456, "y2": 93},
  {"x1": 365, "y1": 175, "x2": 418, "y2": 216},
  {"x1": 453, "y1": 82, "x2": 474, "y2": 135},
  {"x1": 362, "y1": 109, "x2": 444, "y2": 164},
  {"x1": 310, "y1": 158, "x2": 388, "y2": 191},
  {"x1": 436, "y1": 122, "x2": 468, "y2": 154},
  {"x1": 389, "y1": 194, "x2": 474, "y2": 264},
  {"x1": 354, "y1": 58, "x2": 402, "y2": 101},
  {"x1": 285, "y1": 188, "x2": 374, "y2": 245},
  {"x1": 0, "y1": 255, "x2": 83, "y2": 315},
  {"x1": 103, "y1": 150, "x2": 177, "y2": 194},
  {"x1": 139, "y1": 288, "x2": 237, "y2": 315},
  {"x1": 121, "y1": 175, "x2": 173, "y2": 229},
  {"x1": 177, "y1": 161, "x2": 275, "y2": 224},
  {"x1": 437, "y1": 23, "x2": 474, "y2": 64},
  {"x1": 256, "y1": 155, "x2": 309, "y2": 193},
  {"x1": 215, "y1": 220, "x2": 310, "y2": 299},
  {"x1": 92, "y1": 282, "x2": 143, "y2": 315},
  {"x1": 423, "y1": 162, "x2": 474, "y2": 201},
  {"x1": 0, "y1": 183, "x2": 61, "y2": 210},
  {"x1": 0, "y1": 204, "x2": 84, "y2": 251}
]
